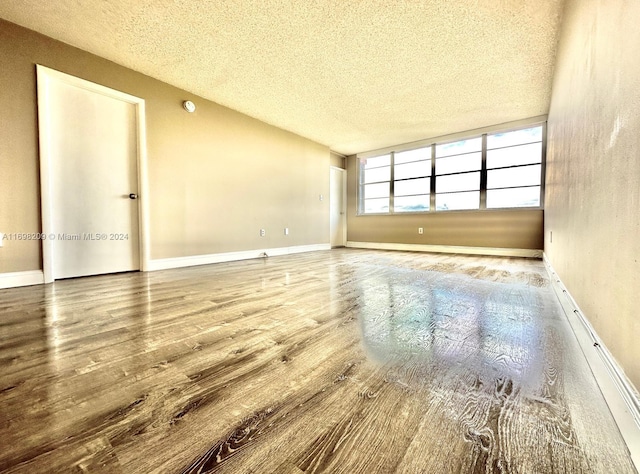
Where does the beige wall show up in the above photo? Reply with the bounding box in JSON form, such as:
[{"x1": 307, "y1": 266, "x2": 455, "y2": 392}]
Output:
[
  {"x1": 0, "y1": 20, "x2": 329, "y2": 272},
  {"x1": 346, "y1": 155, "x2": 544, "y2": 249},
  {"x1": 330, "y1": 152, "x2": 345, "y2": 169},
  {"x1": 545, "y1": 0, "x2": 640, "y2": 387}
]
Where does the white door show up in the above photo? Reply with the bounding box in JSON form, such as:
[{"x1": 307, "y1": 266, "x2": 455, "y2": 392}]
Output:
[
  {"x1": 330, "y1": 167, "x2": 346, "y2": 247},
  {"x1": 38, "y1": 67, "x2": 143, "y2": 280}
]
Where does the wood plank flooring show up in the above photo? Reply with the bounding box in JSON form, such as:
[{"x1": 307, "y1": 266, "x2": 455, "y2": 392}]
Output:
[{"x1": 0, "y1": 249, "x2": 636, "y2": 473}]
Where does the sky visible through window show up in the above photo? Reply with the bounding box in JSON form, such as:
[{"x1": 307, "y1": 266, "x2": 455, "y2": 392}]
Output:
[{"x1": 359, "y1": 125, "x2": 544, "y2": 213}]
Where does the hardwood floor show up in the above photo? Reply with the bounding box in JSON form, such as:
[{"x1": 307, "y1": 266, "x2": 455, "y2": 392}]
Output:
[{"x1": 0, "y1": 249, "x2": 636, "y2": 473}]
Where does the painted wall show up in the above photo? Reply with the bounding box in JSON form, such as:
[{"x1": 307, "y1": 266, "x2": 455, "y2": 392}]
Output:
[
  {"x1": 346, "y1": 155, "x2": 544, "y2": 250},
  {"x1": 0, "y1": 20, "x2": 329, "y2": 273},
  {"x1": 330, "y1": 152, "x2": 345, "y2": 169},
  {"x1": 545, "y1": 0, "x2": 640, "y2": 387}
]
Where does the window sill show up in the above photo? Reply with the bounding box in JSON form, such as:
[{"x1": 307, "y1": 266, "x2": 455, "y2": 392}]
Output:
[{"x1": 356, "y1": 206, "x2": 543, "y2": 217}]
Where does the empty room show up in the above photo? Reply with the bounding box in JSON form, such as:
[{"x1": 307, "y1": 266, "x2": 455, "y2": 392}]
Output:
[{"x1": 0, "y1": 1, "x2": 639, "y2": 473}]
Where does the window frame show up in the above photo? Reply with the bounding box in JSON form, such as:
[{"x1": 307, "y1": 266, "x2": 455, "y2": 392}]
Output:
[
  {"x1": 434, "y1": 136, "x2": 483, "y2": 211},
  {"x1": 357, "y1": 121, "x2": 546, "y2": 215},
  {"x1": 393, "y1": 146, "x2": 432, "y2": 213},
  {"x1": 358, "y1": 154, "x2": 392, "y2": 214}
]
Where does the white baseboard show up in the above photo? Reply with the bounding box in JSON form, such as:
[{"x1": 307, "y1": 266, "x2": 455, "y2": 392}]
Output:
[
  {"x1": 543, "y1": 253, "x2": 640, "y2": 468},
  {"x1": 148, "y1": 243, "x2": 331, "y2": 271},
  {"x1": 346, "y1": 241, "x2": 542, "y2": 259},
  {"x1": 0, "y1": 270, "x2": 45, "y2": 289}
]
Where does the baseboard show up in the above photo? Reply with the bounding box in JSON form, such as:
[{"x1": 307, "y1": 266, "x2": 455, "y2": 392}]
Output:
[
  {"x1": 346, "y1": 241, "x2": 542, "y2": 259},
  {"x1": 148, "y1": 244, "x2": 331, "y2": 271},
  {"x1": 0, "y1": 270, "x2": 45, "y2": 289},
  {"x1": 543, "y1": 253, "x2": 640, "y2": 468}
]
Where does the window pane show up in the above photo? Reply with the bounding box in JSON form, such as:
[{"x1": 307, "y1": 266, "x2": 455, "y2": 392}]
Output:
[
  {"x1": 363, "y1": 166, "x2": 390, "y2": 184},
  {"x1": 487, "y1": 187, "x2": 540, "y2": 208},
  {"x1": 362, "y1": 154, "x2": 391, "y2": 169},
  {"x1": 436, "y1": 152, "x2": 481, "y2": 175},
  {"x1": 395, "y1": 177, "x2": 429, "y2": 196},
  {"x1": 487, "y1": 126, "x2": 542, "y2": 149},
  {"x1": 487, "y1": 165, "x2": 541, "y2": 189},
  {"x1": 359, "y1": 124, "x2": 545, "y2": 214},
  {"x1": 436, "y1": 191, "x2": 479, "y2": 211},
  {"x1": 364, "y1": 198, "x2": 389, "y2": 213},
  {"x1": 436, "y1": 171, "x2": 480, "y2": 193},
  {"x1": 436, "y1": 137, "x2": 482, "y2": 158},
  {"x1": 395, "y1": 195, "x2": 430, "y2": 212},
  {"x1": 487, "y1": 142, "x2": 542, "y2": 169},
  {"x1": 395, "y1": 161, "x2": 430, "y2": 180},
  {"x1": 364, "y1": 182, "x2": 389, "y2": 199},
  {"x1": 395, "y1": 147, "x2": 431, "y2": 164}
]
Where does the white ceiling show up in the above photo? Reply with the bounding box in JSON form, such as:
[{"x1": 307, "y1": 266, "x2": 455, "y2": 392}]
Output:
[{"x1": 0, "y1": 1, "x2": 565, "y2": 155}]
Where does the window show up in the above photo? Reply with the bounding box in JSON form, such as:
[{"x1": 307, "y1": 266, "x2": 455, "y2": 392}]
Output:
[
  {"x1": 486, "y1": 126, "x2": 543, "y2": 208},
  {"x1": 357, "y1": 123, "x2": 545, "y2": 214},
  {"x1": 394, "y1": 147, "x2": 431, "y2": 212},
  {"x1": 360, "y1": 154, "x2": 390, "y2": 213},
  {"x1": 435, "y1": 137, "x2": 481, "y2": 211}
]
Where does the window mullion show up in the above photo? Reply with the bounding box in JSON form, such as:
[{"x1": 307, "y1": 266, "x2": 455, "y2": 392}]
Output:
[
  {"x1": 540, "y1": 122, "x2": 547, "y2": 209},
  {"x1": 480, "y1": 134, "x2": 488, "y2": 209},
  {"x1": 430, "y1": 144, "x2": 436, "y2": 212},
  {"x1": 389, "y1": 152, "x2": 395, "y2": 213}
]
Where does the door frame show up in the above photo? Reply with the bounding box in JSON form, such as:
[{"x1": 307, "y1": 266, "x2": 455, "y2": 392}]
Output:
[
  {"x1": 36, "y1": 65, "x2": 150, "y2": 283},
  {"x1": 330, "y1": 166, "x2": 347, "y2": 247}
]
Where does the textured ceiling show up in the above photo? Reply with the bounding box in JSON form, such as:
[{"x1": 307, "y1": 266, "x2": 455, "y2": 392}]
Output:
[{"x1": 0, "y1": 1, "x2": 565, "y2": 155}]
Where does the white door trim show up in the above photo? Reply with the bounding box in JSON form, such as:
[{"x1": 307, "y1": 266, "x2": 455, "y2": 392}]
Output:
[
  {"x1": 330, "y1": 166, "x2": 347, "y2": 247},
  {"x1": 36, "y1": 65, "x2": 150, "y2": 283}
]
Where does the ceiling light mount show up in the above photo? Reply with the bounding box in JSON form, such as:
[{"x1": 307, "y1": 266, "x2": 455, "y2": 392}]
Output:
[{"x1": 183, "y1": 100, "x2": 196, "y2": 113}]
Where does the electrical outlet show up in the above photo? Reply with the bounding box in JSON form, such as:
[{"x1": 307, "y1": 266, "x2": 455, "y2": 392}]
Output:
[
  {"x1": 418, "y1": 227, "x2": 424, "y2": 234},
  {"x1": 260, "y1": 229, "x2": 266, "y2": 237},
  {"x1": 284, "y1": 227, "x2": 289, "y2": 235},
  {"x1": 319, "y1": 194, "x2": 324, "y2": 201}
]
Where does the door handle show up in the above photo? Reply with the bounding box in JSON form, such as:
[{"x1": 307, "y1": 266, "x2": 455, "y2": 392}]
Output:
[{"x1": 129, "y1": 193, "x2": 138, "y2": 200}]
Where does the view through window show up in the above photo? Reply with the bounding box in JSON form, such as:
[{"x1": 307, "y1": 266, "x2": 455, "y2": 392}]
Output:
[
  {"x1": 358, "y1": 124, "x2": 544, "y2": 214},
  {"x1": 486, "y1": 126, "x2": 543, "y2": 208},
  {"x1": 394, "y1": 147, "x2": 431, "y2": 212}
]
